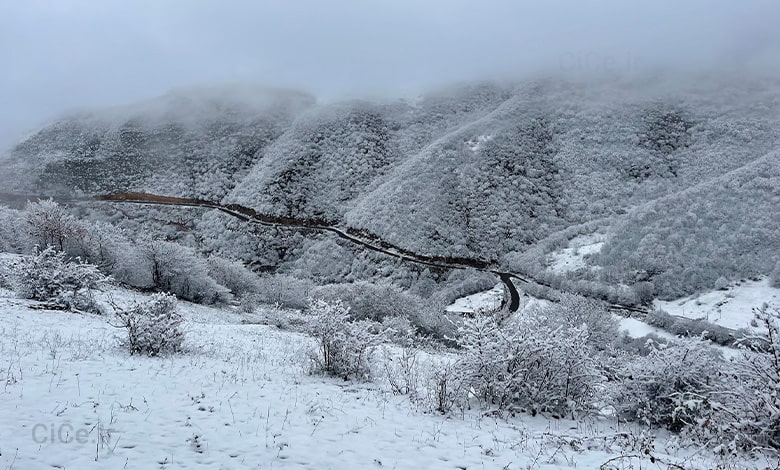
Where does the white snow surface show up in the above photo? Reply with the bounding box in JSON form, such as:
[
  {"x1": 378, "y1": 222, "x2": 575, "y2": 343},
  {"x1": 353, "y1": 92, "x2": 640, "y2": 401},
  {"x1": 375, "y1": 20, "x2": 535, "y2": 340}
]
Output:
[
  {"x1": 0, "y1": 286, "x2": 763, "y2": 469},
  {"x1": 445, "y1": 283, "x2": 504, "y2": 314},
  {"x1": 654, "y1": 278, "x2": 780, "y2": 331},
  {"x1": 616, "y1": 316, "x2": 677, "y2": 342},
  {"x1": 546, "y1": 233, "x2": 605, "y2": 274}
]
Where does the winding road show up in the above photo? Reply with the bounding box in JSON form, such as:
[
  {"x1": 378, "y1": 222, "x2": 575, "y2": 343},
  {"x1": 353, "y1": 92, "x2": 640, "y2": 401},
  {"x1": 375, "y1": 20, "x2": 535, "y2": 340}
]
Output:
[{"x1": 95, "y1": 192, "x2": 532, "y2": 311}]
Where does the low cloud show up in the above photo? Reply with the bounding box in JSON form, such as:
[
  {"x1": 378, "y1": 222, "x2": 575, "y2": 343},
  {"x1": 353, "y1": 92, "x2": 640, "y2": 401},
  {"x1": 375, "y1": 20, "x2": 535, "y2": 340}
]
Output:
[{"x1": 1, "y1": 0, "x2": 778, "y2": 150}]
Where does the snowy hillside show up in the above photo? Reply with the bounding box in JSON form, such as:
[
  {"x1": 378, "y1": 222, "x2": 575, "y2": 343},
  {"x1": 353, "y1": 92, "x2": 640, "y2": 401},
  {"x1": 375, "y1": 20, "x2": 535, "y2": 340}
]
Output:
[
  {"x1": 655, "y1": 278, "x2": 780, "y2": 331},
  {"x1": 0, "y1": 77, "x2": 778, "y2": 301}
]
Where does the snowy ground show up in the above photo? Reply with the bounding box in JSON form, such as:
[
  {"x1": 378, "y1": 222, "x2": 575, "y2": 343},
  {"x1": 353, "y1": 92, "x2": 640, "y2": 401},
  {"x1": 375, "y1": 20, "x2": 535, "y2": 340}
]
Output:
[
  {"x1": 445, "y1": 284, "x2": 504, "y2": 314},
  {"x1": 0, "y1": 286, "x2": 761, "y2": 469},
  {"x1": 655, "y1": 278, "x2": 780, "y2": 331},
  {"x1": 615, "y1": 316, "x2": 677, "y2": 342},
  {"x1": 545, "y1": 234, "x2": 605, "y2": 274}
]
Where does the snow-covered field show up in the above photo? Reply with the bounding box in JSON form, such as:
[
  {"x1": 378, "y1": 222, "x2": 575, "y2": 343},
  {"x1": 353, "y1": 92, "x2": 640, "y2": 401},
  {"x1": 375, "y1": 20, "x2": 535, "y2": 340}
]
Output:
[
  {"x1": 445, "y1": 284, "x2": 504, "y2": 314},
  {"x1": 546, "y1": 234, "x2": 605, "y2": 274},
  {"x1": 615, "y1": 316, "x2": 677, "y2": 342},
  {"x1": 0, "y1": 286, "x2": 767, "y2": 469},
  {"x1": 655, "y1": 278, "x2": 780, "y2": 331}
]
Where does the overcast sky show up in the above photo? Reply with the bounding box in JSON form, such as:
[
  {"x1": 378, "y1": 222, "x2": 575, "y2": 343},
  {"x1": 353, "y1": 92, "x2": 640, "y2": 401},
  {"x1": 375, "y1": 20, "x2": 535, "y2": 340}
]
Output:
[{"x1": 1, "y1": 0, "x2": 779, "y2": 151}]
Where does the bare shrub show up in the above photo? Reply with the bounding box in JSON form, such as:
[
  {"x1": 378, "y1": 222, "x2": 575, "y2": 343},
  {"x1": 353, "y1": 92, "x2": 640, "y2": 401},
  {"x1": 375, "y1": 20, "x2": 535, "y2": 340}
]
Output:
[
  {"x1": 382, "y1": 345, "x2": 421, "y2": 397},
  {"x1": 424, "y1": 361, "x2": 466, "y2": 415}
]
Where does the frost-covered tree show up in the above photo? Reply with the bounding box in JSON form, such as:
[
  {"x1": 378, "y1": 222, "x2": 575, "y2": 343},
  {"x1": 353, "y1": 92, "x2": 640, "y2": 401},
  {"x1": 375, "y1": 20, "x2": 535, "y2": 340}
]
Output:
[
  {"x1": 25, "y1": 199, "x2": 85, "y2": 252},
  {"x1": 2, "y1": 78, "x2": 778, "y2": 301},
  {"x1": 0, "y1": 205, "x2": 28, "y2": 253},
  {"x1": 207, "y1": 256, "x2": 259, "y2": 298},
  {"x1": 80, "y1": 222, "x2": 127, "y2": 272},
  {"x1": 597, "y1": 153, "x2": 780, "y2": 299},
  {"x1": 252, "y1": 274, "x2": 313, "y2": 310},
  {"x1": 231, "y1": 103, "x2": 398, "y2": 222},
  {"x1": 714, "y1": 276, "x2": 730, "y2": 290}
]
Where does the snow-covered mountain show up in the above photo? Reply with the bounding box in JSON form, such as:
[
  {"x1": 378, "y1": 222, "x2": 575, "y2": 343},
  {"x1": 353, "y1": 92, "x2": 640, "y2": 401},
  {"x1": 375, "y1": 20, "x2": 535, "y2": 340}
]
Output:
[{"x1": 1, "y1": 77, "x2": 778, "y2": 299}]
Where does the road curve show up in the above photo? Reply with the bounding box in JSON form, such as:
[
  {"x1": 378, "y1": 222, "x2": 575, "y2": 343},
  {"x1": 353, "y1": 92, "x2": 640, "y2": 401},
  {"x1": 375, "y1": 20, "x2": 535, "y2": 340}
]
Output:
[{"x1": 95, "y1": 192, "x2": 531, "y2": 311}]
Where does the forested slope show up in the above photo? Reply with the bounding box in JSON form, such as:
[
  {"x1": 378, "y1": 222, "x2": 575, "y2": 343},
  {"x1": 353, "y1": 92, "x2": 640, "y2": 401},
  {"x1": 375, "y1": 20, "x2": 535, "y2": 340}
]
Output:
[{"x1": 1, "y1": 77, "x2": 778, "y2": 298}]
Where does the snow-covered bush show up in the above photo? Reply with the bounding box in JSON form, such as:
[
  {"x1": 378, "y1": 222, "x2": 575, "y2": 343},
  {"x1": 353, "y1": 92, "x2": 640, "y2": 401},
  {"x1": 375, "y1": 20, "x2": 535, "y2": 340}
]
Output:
[
  {"x1": 254, "y1": 274, "x2": 313, "y2": 309},
  {"x1": 709, "y1": 305, "x2": 780, "y2": 450},
  {"x1": 646, "y1": 308, "x2": 738, "y2": 346},
  {"x1": 456, "y1": 312, "x2": 601, "y2": 417},
  {"x1": 771, "y1": 262, "x2": 780, "y2": 288},
  {"x1": 79, "y1": 222, "x2": 128, "y2": 272},
  {"x1": 616, "y1": 331, "x2": 671, "y2": 355},
  {"x1": 632, "y1": 281, "x2": 656, "y2": 305},
  {"x1": 0, "y1": 260, "x2": 11, "y2": 289},
  {"x1": 609, "y1": 308, "x2": 780, "y2": 452},
  {"x1": 139, "y1": 239, "x2": 230, "y2": 304},
  {"x1": 13, "y1": 246, "x2": 108, "y2": 312},
  {"x1": 305, "y1": 298, "x2": 382, "y2": 380},
  {"x1": 311, "y1": 281, "x2": 425, "y2": 323},
  {"x1": 381, "y1": 314, "x2": 418, "y2": 344},
  {"x1": 116, "y1": 293, "x2": 184, "y2": 356},
  {"x1": 410, "y1": 305, "x2": 459, "y2": 345},
  {"x1": 536, "y1": 294, "x2": 620, "y2": 350},
  {"x1": 611, "y1": 339, "x2": 723, "y2": 432},
  {"x1": 207, "y1": 256, "x2": 259, "y2": 298},
  {"x1": 714, "y1": 276, "x2": 730, "y2": 291}
]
